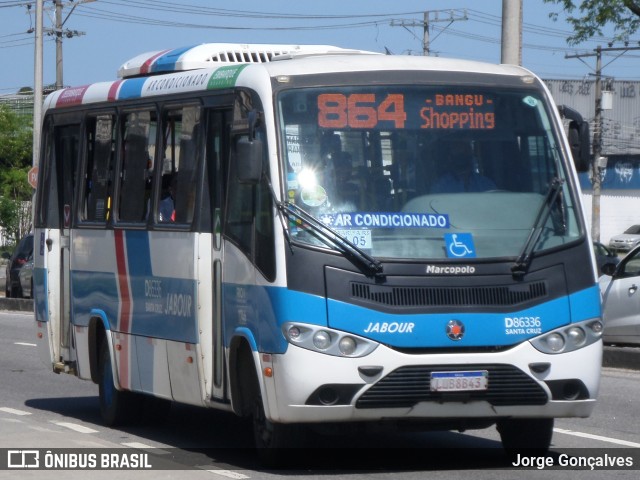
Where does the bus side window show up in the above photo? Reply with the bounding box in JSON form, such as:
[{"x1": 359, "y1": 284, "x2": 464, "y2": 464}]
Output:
[
  {"x1": 157, "y1": 105, "x2": 200, "y2": 225},
  {"x1": 225, "y1": 132, "x2": 275, "y2": 281},
  {"x1": 82, "y1": 114, "x2": 115, "y2": 222},
  {"x1": 118, "y1": 110, "x2": 156, "y2": 223},
  {"x1": 36, "y1": 118, "x2": 59, "y2": 228},
  {"x1": 35, "y1": 119, "x2": 79, "y2": 229}
]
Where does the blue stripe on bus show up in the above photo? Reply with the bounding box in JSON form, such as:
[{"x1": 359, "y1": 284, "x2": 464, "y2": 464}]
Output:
[
  {"x1": 69, "y1": 230, "x2": 198, "y2": 344},
  {"x1": 222, "y1": 284, "x2": 601, "y2": 352},
  {"x1": 151, "y1": 45, "x2": 199, "y2": 73},
  {"x1": 71, "y1": 271, "x2": 119, "y2": 329},
  {"x1": 71, "y1": 268, "x2": 198, "y2": 343},
  {"x1": 118, "y1": 78, "x2": 147, "y2": 99},
  {"x1": 68, "y1": 267, "x2": 601, "y2": 352},
  {"x1": 33, "y1": 267, "x2": 48, "y2": 323},
  {"x1": 326, "y1": 286, "x2": 601, "y2": 348},
  {"x1": 125, "y1": 230, "x2": 153, "y2": 277},
  {"x1": 569, "y1": 285, "x2": 602, "y2": 320},
  {"x1": 222, "y1": 284, "x2": 327, "y2": 353}
]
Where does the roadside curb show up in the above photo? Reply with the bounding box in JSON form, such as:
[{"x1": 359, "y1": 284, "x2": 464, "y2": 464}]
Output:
[
  {"x1": 0, "y1": 297, "x2": 34, "y2": 313},
  {"x1": 603, "y1": 345, "x2": 640, "y2": 371}
]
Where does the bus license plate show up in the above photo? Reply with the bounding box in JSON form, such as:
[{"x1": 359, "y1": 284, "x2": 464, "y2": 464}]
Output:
[{"x1": 430, "y1": 370, "x2": 488, "y2": 392}]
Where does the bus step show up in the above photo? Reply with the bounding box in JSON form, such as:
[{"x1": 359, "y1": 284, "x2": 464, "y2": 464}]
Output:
[{"x1": 53, "y1": 361, "x2": 77, "y2": 375}]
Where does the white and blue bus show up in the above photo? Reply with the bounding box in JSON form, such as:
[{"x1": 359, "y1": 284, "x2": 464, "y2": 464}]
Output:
[{"x1": 33, "y1": 43, "x2": 602, "y2": 453}]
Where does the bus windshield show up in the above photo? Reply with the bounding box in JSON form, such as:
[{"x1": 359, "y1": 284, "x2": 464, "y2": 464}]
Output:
[{"x1": 278, "y1": 85, "x2": 581, "y2": 260}]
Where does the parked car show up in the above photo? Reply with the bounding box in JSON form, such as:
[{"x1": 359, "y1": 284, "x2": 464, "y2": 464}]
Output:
[
  {"x1": 598, "y1": 244, "x2": 640, "y2": 345},
  {"x1": 593, "y1": 241, "x2": 620, "y2": 276},
  {"x1": 608, "y1": 224, "x2": 640, "y2": 252},
  {"x1": 18, "y1": 255, "x2": 34, "y2": 299},
  {"x1": 2, "y1": 233, "x2": 34, "y2": 298}
]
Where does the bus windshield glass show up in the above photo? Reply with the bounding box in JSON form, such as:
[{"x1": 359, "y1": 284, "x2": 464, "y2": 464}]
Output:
[{"x1": 278, "y1": 85, "x2": 581, "y2": 260}]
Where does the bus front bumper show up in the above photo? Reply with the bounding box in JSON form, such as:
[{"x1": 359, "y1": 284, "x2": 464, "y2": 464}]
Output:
[{"x1": 259, "y1": 339, "x2": 602, "y2": 424}]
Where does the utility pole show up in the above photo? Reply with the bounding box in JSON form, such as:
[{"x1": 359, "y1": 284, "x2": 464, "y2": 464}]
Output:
[
  {"x1": 55, "y1": 0, "x2": 63, "y2": 90},
  {"x1": 390, "y1": 10, "x2": 467, "y2": 56},
  {"x1": 33, "y1": 0, "x2": 43, "y2": 170},
  {"x1": 501, "y1": 0, "x2": 522, "y2": 65},
  {"x1": 48, "y1": 0, "x2": 94, "y2": 90},
  {"x1": 566, "y1": 44, "x2": 640, "y2": 242}
]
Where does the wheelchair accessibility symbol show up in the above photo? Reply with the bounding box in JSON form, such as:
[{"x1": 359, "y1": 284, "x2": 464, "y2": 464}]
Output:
[{"x1": 445, "y1": 233, "x2": 476, "y2": 258}]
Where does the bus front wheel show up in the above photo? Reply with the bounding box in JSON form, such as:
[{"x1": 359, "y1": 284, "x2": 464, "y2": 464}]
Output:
[
  {"x1": 497, "y1": 418, "x2": 554, "y2": 454},
  {"x1": 243, "y1": 361, "x2": 305, "y2": 464}
]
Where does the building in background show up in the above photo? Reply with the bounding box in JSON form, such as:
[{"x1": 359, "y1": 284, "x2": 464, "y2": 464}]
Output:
[{"x1": 546, "y1": 79, "x2": 640, "y2": 245}]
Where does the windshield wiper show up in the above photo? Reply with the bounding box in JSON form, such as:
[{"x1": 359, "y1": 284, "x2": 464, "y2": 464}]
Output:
[
  {"x1": 262, "y1": 174, "x2": 383, "y2": 278},
  {"x1": 511, "y1": 177, "x2": 564, "y2": 277},
  {"x1": 278, "y1": 201, "x2": 384, "y2": 278}
]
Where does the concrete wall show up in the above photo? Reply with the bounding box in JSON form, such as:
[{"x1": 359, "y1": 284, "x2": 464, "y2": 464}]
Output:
[{"x1": 582, "y1": 191, "x2": 640, "y2": 245}]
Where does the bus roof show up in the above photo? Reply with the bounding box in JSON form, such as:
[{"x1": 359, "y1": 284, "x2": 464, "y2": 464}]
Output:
[
  {"x1": 44, "y1": 44, "x2": 536, "y2": 111},
  {"x1": 117, "y1": 43, "x2": 378, "y2": 78}
]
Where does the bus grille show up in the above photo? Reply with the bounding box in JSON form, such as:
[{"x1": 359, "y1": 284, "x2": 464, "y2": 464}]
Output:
[
  {"x1": 351, "y1": 281, "x2": 547, "y2": 308},
  {"x1": 355, "y1": 364, "x2": 548, "y2": 409}
]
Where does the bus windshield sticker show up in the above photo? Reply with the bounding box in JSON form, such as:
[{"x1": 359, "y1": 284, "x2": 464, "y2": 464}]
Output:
[
  {"x1": 444, "y1": 233, "x2": 476, "y2": 258},
  {"x1": 336, "y1": 229, "x2": 372, "y2": 249},
  {"x1": 316, "y1": 92, "x2": 495, "y2": 130},
  {"x1": 285, "y1": 125, "x2": 303, "y2": 172},
  {"x1": 300, "y1": 185, "x2": 328, "y2": 207},
  {"x1": 319, "y1": 212, "x2": 450, "y2": 229},
  {"x1": 522, "y1": 96, "x2": 538, "y2": 107}
]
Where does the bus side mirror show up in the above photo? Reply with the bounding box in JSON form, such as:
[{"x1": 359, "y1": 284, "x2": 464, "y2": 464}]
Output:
[
  {"x1": 236, "y1": 136, "x2": 263, "y2": 184},
  {"x1": 568, "y1": 120, "x2": 591, "y2": 173},
  {"x1": 558, "y1": 105, "x2": 591, "y2": 173}
]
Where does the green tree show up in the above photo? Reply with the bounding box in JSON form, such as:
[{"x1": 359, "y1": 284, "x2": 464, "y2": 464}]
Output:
[
  {"x1": 545, "y1": 0, "x2": 640, "y2": 44},
  {"x1": 0, "y1": 104, "x2": 33, "y2": 244}
]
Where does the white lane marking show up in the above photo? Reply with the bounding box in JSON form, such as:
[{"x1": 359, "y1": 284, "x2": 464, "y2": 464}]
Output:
[
  {"x1": 204, "y1": 470, "x2": 250, "y2": 479},
  {"x1": 121, "y1": 442, "x2": 170, "y2": 455},
  {"x1": 14, "y1": 342, "x2": 37, "y2": 347},
  {"x1": 51, "y1": 421, "x2": 99, "y2": 434},
  {"x1": 0, "y1": 407, "x2": 31, "y2": 416},
  {"x1": 554, "y1": 428, "x2": 640, "y2": 448}
]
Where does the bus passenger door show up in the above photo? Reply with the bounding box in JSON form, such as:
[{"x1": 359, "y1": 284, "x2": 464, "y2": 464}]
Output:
[
  {"x1": 206, "y1": 108, "x2": 230, "y2": 401},
  {"x1": 46, "y1": 124, "x2": 79, "y2": 371}
]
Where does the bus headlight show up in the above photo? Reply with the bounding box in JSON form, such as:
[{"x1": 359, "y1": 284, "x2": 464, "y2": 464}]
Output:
[
  {"x1": 313, "y1": 330, "x2": 332, "y2": 350},
  {"x1": 530, "y1": 319, "x2": 603, "y2": 354},
  {"x1": 338, "y1": 336, "x2": 358, "y2": 356},
  {"x1": 545, "y1": 333, "x2": 565, "y2": 352},
  {"x1": 282, "y1": 322, "x2": 379, "y2": 357}
]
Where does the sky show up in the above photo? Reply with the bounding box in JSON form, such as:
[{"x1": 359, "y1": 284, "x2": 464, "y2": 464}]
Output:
[{"x1": 1, "y1": 0, "x2": 639, "y2": 95}]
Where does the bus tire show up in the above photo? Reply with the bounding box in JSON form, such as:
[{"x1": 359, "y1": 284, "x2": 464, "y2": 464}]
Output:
[
  {"x1": 243, "y1": 355, "x2": 305, "y2": 465},
  {"x1": 497, "y1": 418, "x2": 554, "y2": 454},
  {"x1": 98, "y1": 337, "x2": 137, "y2": 426}
]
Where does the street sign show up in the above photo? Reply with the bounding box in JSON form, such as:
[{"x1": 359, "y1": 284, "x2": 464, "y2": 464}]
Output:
[{"x1": 28, "y1": 166, "x2": 39, "y2": 189}]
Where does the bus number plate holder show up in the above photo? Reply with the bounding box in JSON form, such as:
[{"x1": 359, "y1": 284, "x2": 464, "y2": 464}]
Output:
[{"x1": 430, "y1": 370, "x2": 488, "y2": 392}]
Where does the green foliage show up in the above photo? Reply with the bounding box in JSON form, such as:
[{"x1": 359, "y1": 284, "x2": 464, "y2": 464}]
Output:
[
  {"x1": 0, "y1": 104, "x2": 32, "y2": 169},
  {"x1": 0, "y1": 104, "x2": 33, "y2": 244},
  {"x1": 544, "y1": 0, "x2": 640, "y2": 45}
]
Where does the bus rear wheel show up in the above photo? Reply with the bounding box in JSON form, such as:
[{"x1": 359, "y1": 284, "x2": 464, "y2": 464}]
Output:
[{"x1": 98, "y1": 337, "x2": 138, "y2": 426}]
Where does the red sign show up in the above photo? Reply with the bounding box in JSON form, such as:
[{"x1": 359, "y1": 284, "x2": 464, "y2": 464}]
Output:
[{"x1": 28, "y1": 166, "x2": 39, "y2": 189}]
